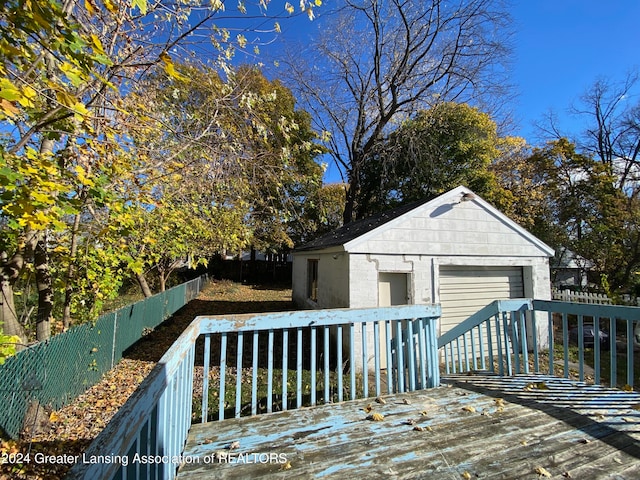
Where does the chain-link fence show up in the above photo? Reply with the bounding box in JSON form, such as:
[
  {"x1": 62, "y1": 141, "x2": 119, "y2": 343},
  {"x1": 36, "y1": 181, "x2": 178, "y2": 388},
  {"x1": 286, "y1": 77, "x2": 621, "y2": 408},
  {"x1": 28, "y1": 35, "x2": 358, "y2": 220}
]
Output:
[{"x1": 0, "y1": 274, "x2": 207, "y2": 439}]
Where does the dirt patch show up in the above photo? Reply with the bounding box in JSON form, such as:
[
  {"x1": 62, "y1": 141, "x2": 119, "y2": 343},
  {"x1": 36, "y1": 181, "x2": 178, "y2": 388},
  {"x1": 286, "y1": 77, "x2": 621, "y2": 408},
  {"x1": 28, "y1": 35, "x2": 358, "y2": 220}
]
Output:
[{"x1": 0, "y1": 280, "x2": 293, "y2": 480}]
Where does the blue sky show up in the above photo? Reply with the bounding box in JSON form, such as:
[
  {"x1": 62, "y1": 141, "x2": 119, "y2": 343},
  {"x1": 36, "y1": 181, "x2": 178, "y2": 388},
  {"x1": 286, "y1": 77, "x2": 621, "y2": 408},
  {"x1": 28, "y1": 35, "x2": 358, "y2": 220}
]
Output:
[
  {"x1": 510, "y1": 0, "x2": 640, "y2": 143},
  {"x1": 267, "y1": 1, "x2": 639, "y2": 145}
]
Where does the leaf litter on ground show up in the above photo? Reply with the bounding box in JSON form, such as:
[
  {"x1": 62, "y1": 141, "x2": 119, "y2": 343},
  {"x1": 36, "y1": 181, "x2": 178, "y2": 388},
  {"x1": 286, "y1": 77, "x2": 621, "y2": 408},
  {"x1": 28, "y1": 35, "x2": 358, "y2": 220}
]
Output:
[{"x1": 0, "y1": 280, "x2": 294, "y2": 480}]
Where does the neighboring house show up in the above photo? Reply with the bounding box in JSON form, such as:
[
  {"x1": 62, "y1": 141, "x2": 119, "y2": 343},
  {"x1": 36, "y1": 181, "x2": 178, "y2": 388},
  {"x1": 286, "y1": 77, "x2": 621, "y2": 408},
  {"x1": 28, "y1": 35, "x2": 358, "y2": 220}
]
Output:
[
  {"x1": 551, "y1": 248, "x2": 593, "y2": 289},
  {"x1": 292, "y1": 186, "x2": 554, "y2": 368}
]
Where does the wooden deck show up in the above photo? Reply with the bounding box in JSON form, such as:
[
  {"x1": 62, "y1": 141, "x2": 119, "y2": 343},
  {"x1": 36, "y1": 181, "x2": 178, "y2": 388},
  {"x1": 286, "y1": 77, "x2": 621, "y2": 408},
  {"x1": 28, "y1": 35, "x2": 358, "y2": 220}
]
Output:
[{"x1": 178, "y1": 374, "x2": 640, "y2": 479}]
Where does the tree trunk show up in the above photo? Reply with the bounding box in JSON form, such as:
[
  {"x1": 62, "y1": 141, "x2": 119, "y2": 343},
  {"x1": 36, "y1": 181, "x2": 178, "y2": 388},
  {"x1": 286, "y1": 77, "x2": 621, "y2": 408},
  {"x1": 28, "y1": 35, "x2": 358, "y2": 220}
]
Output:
[
  {"x1": 0, "y1": 251, "x2": 27, "y2": 342},
  {"x1": 62, "y1": 212, "x2": 81, "y2": 330},
  {"x1": 1, "y1": 274, "x2": 26, "y2": 341},
  {"x1": 32, "y1": 232, "x2": 53, "y2": 341},
  {"x1": 136, "y1": 272, "x2": 153, "y2": 298},
  {"x1": 158, "y1": 271, "x2": 166, "y2": 292},
  {"x1": 343, "y1": 165, "x2": 361, "y2": 224},
  {"x1": 343, "y1": 186, "x2": 357, "y2": 225}
]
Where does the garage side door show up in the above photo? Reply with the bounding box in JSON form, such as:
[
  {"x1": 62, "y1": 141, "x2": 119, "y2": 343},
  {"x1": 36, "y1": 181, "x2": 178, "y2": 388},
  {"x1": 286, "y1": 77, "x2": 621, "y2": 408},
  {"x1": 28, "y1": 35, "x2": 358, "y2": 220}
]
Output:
[{"x1": 439, "y1": 266, "x2": 524, "y2": 335}]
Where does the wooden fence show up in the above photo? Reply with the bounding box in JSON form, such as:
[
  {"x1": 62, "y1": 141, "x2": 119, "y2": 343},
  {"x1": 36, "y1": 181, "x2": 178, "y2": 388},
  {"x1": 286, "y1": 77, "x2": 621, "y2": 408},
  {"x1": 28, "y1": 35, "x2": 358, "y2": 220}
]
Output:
[{"x1": 552, "y1": 289, "x2": 612, "y2": 304}]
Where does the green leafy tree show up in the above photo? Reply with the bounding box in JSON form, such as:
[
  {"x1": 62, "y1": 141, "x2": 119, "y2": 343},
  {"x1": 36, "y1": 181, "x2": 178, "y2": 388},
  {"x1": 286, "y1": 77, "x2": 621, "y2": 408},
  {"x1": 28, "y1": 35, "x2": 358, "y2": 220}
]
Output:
[
  {"x1": 521, "y1": 74, "x2": 640, "y2": 295},
  {"x1": 120, "y1": 63, "x2": 324, "y2": 293},
  {"x1": 0, "y1": 0, "x2": 322, "y2": 340},
  {"x1": 494, "y1": 138, "x2": 640, "y2": 293},
  {"x1": 358, "y1": 102, "x2": 518, "y2": 216}
]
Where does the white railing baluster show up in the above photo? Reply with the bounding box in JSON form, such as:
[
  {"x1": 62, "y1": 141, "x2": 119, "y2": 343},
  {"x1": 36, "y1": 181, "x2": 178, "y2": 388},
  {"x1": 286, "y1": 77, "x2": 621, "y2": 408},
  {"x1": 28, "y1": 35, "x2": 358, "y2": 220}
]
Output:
[
  {"x1": 519, "y1": 310, "x2": 528, "y2": 374},
  {"x1": 530, "y1": 312, "x2": 538, "y2": 372},
  {"x1": 282, "y1": 329, "x2": 288, "y2": 411},
  {"x1": 324, "y1": 325, "x2": 330, "y2": 403},
  {"x1": 577, "y1": 314, "x2": 585, "y2": 381},
  {"x1": 406, "y1": 319, "x2": 416, "y2": 391},
  {"x1": 547, "y1": 310, "x2": 554, "y2": 376},
  {"x1": 267, "y1": 329, "x2": 274, "y2": 413},
  {"x1": 337, "y1": 325, "x2": 343, "y2": 402},
  {"x1": 485, "y1": 318, "x2": 493, "y2": 373},
  {"x1": 219, "y1": 332, "x2": 227, "y2": 420},
  {"x1": 201, "y1": 334, "x2": 210, "y2": 423},
  {"x1": 373, "y1": 321, "x2": 381, "y2": 396},
  {"x1": 477, "y1": 324, "x2": 485, "y2": 370},
  {"x1": 502, "y1": 312, "x2": 512, "y2": 376},
  {"x1": 495, "y1": 314, "x2": 504, "y2": 376},
  {"x1": 361, "y1": 322, "x2": 368, "y2": 397},
  {"x1": 395, "y1": 320, "x2": 405, "y2": 392},
  {"x1": 593, "y1": 316, "x2": 601, "y2": 385},
  {"x1": 470, "y1": 327, "x2": 477, "y2": 370},
  {"x1": 350, "y1": 323, "x2": 356, "y2": 400},
  {"x1": 425, "y1": 317, "x2": 439, "y2": 388},
  {"x1": 251, "y1": 331, "x2": 259, "y2": 415},
  {"x1": 610, "y1": 318, "x2": 617, "y2": 386},
  {"x1": 385, "y1": 320, "x2": 393, "y2": 393},
  {"x1": 510, "y1": 312, "x2": 521, "y2": 374},
  {"x1": 562, "y1": 313, "x2": 569, "y2": 378},
  {"x1": 417, "y1": 318, "x2": 427, "y2": 389},
  {"x1": 627, "y1": 319, "x2": 634, "y2": 388},
  {"x1": 311, "y1": 326, "x2": 317, "y2": 406},
  {"x1": 235, "y1": 332, "x2": 243, "y2": 418},
  {"x1": 297, "y1": 327, "x2": 303, "y2": 409}
]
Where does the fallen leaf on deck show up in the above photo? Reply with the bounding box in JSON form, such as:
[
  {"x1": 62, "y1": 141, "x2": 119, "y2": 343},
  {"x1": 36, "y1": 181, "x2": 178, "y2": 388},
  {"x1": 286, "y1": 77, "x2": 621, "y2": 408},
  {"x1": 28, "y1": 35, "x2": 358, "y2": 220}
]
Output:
[
  {"x1": 367, "y1": 412, "x2": 384, "y2": 421},
  {"x1": 375, "y1": 396, "x2": 386, "y2": 405},
  {"x1": 525, "y1": 382, "x2": 550, "y2": 391},
  {"x1": 562, "y1": 471, "x2": 572, "y2": 478},
  {"x1": 413, "y1": 425, "x2": 432, "y2": 432},
  {"x1": 622, "y1": 417, "x2": 637, "y2": 423},
  {"x1": 228, "y1": 440, "x2": 240, "y2": 450},
  {"x1": 578, "y1": 438, "x2": 591, "y2": 444},
  {"x1": 280, "y1": 461, "x2": 292, "y2": 470},
  {"x1": 535, "y1": 466, "x2": 552, "y2": 477},
  {"x1": 419, "y1": 410, "x2": 428, "y2": 416},
  {"x1": 49, "y1": 412, "x2": 61, "y2": 423},
  {"x1": 402, "y1": 419, "x2": 416, "y2": 425},
  {"x1": 462, "y1": 405, "x2": 476, "y2": 413},
  {"x1": 363, "y1": 404, "x2": 373, "y2": 413},
  {"x1": 494, "y1": 398, "x2": 505, "y2": 407},
  {"x1": 402, "y1": 398, "x2": 412, "y2": 405},
  {"x1": 462, "y1": 471, "x2": 472, "y2": 479},
  {"x1": 613, "y1": 457, "x2": 623, "y2": 464},
  {"x1": 621, "y1": 384, "x2": 633, "y2": 392}
]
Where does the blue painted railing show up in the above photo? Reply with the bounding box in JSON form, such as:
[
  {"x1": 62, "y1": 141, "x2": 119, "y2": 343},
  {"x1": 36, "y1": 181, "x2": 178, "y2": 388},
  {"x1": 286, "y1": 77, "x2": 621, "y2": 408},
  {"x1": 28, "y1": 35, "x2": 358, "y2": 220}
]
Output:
[
  {"x1": 66, "y1": 304, "x2": 441, "y2": 480},
  {"x1": 439, "y1": 299, "x2": 640, "y2": 389}
]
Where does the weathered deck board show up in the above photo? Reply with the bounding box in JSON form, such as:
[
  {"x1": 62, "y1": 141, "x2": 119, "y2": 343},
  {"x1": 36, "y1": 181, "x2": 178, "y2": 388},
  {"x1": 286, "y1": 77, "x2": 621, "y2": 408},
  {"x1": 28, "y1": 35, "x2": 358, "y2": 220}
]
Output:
[{"x1": 178, "y1": 374, "x2": 640, "y2": 479}]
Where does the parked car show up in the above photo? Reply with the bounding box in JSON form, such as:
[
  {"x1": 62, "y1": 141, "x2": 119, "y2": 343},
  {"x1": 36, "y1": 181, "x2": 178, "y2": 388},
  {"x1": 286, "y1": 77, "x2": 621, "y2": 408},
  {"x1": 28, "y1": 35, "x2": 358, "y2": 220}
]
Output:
[{"x1": 568, "y1": 326, "x2": 610, "y2": 350}]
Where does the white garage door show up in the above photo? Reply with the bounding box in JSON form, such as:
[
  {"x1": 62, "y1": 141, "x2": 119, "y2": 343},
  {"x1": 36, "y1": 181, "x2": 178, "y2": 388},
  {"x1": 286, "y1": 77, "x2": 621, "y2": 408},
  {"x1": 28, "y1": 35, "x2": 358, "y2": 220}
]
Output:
[{"x1": 439, "y1": 266, "x2": 524, "y2": 335}]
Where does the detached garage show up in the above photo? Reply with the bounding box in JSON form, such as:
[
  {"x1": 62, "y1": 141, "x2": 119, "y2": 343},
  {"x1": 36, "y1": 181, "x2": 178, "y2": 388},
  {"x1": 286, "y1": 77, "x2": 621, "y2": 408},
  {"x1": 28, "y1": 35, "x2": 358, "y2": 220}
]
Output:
[{"x1": 292, "y1": 186, "x2": 554, "y2": 345}]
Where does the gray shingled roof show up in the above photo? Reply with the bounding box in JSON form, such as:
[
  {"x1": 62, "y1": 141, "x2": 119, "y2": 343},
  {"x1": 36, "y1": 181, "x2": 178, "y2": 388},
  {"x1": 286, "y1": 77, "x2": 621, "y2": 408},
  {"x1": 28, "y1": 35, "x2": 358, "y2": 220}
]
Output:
[{"x1": 295, "y1": 198, "x2": 432, "y2": 251}]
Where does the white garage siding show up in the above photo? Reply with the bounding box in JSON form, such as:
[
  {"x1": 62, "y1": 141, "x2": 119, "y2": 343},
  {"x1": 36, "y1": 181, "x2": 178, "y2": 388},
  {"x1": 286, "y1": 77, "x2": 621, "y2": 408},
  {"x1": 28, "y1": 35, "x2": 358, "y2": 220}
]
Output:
[{"x1": 439, "y1": 265, "x2": 524, "y2": 335}]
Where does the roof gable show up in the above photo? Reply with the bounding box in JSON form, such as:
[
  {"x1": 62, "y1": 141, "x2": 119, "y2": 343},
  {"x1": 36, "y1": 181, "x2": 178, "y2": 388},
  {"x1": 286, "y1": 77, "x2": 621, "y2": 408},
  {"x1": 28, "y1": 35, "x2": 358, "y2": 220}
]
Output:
[
  {"x1": 296, "y1": 186, "x2": 555, "y2": 257},
  {"x1": 294, "y1": 197, "x2": 431, "y2": 251}
]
